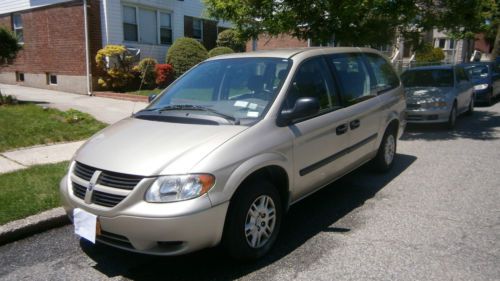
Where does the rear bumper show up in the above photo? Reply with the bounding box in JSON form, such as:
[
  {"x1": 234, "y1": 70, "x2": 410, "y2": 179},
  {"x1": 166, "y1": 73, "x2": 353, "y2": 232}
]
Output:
[{"x1": 60, "y1": 175, "x2": 229, "y2": 256}]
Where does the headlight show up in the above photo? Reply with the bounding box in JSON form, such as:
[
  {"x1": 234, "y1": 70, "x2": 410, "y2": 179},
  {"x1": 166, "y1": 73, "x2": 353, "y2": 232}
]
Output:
[
  {"x1": 474, "y1": 84, "x2": 488, "y2": 91},
  {"x1": 145, "y1": 174, "x2": 215, "y2": 203},
  {"x1": 420, "y1": 101, "x2": 447, "y2": 108}
]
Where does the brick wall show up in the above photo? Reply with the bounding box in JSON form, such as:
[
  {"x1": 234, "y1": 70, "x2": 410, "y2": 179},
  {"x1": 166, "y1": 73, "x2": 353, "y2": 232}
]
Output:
[
  {"x1": 246, "y1": 33, "x2": 308, "y2": 51},
  {"x1": 0, "y1": 1, "x2": 86, "y2": 76}
]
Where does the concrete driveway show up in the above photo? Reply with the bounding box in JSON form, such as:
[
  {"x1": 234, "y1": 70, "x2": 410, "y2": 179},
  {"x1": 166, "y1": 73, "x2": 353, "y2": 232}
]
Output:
[{"x1": 0, "y1": 84, "x2": 147, "y2": 124}]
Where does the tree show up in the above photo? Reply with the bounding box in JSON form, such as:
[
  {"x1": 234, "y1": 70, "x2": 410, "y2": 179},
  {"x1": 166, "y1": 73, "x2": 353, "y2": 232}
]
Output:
[
  {"x1": 205, "y1": 0, "x2": 424, "y2": 46},
  {"x1": 0, "y1": 27, "x2": 22, "y2": 63},
  {"x1": 217, "y1": 29, "x2": 246, "y2": 52},
  {"x1": 204, "y1": 0, "x2": 498, "y2": 49}
]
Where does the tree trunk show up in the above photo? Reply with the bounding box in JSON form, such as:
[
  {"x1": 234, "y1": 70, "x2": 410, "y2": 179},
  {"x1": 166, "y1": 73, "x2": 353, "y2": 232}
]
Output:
[{"x1": 491, "y1": 25, "x2": 500, "y2": 59}]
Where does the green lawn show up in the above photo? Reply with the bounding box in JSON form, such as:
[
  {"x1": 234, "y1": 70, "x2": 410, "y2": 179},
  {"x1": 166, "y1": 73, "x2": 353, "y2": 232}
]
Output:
[
  {"x1": 0, "y1": 162, "x2": 68, "y2": 225},
  {"x1": 128, "y1": 88, "x2": 163, "y2": 96},
  {"x1": 0, "y1": 104, "x2": 106, "y2": 152}
]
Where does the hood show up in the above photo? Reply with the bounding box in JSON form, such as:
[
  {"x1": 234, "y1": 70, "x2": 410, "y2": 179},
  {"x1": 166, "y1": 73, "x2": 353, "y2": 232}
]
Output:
[
  {"x1": 405, "y1": 87, "x2": 452, "y2": 104},
  {"x1": 75, "y1": 118, "x2": 247, "y2": 176}
]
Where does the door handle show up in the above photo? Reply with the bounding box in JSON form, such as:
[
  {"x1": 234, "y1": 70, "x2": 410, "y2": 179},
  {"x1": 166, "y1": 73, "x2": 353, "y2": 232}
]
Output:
[
  {"x1": 336, "y1": 124, "x2": 348, "y2": 135},
  {"x1": 350, "y1": 120, "x2": 360, "y2": 130}
]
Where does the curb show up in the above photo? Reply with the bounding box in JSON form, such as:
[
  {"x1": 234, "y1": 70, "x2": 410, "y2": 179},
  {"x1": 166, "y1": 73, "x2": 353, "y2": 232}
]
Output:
[
  {"x1": 93, "y1": 92, "x2": 149, "y2": 102},
  {"x1": 0, "y1": 207, "x2": 70, "y2": 246}
]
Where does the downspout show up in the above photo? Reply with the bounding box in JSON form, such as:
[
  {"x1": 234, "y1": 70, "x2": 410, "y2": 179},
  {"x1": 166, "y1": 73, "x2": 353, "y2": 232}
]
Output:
[{"x1": 83, "y1": 0, "x2": 92, "y2": 95}]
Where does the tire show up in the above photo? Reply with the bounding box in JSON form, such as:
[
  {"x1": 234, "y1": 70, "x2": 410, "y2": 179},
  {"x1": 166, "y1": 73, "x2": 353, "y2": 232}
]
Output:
[
  {"x1": 447, "y1": 104, "x2": 457, "y2": 129},
  {"x1": 371, "y1": 126, "x2": 397, "y2": 173},
  {"x1": 466, "y1": 96, "x2": 474, "y2": 116},
  {"x1": 222, "y1": 180, "x2": 282, "y2": 260}
]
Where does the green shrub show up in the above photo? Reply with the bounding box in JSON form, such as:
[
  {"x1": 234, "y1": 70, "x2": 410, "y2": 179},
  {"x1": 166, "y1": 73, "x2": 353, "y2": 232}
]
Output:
[
  {"x1": 216, "y1": 29, "x2": 246, "y2": 52},
  {"x1": 0, "y1": 27, "x2": 22, "y2": 63},
  {"x1": 134, "y1": 58, "x2": 157, "y2": 89},
  {"x1": 166, "y1": 37, "x2": 208, "y2": 77},
  {"x1": 208, "y1": 47, "x2": 234, "y2": 57},
  {"x1": 95, "y1": 45, "x2": 135, "y2": 91},
  {"x1": 415, "y1": 43, "x2": 445, "y2": 63},
  {"x1": 0, "y1": 91, "x2": 18, "y2": 106}
]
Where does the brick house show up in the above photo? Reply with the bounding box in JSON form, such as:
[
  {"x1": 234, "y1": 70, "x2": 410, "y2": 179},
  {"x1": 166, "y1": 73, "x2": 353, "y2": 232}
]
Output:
[{"x1": 0, "y1": 0, "x2": 230, "y2": 95}]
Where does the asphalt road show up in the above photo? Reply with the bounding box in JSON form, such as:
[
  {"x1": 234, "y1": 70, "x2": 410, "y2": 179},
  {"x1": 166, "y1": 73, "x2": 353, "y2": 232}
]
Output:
[{"x1": 1, "y1": 102, "x2": 499, "y2": 281}]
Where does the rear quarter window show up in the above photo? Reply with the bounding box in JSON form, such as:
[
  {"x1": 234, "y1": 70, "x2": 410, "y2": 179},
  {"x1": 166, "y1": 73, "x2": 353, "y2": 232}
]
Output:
[{"x1": 364, "y1": 53, "x2": 400, "y2": 93}]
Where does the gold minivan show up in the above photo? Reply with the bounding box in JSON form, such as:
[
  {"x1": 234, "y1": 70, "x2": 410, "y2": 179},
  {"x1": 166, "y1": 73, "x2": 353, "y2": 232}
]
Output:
[{"x1": 60, "y1": 48, "x2": 406, "y2": 260}]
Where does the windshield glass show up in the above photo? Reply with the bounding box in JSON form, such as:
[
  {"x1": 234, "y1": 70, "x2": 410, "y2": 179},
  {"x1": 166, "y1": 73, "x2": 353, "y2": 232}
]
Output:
[
  {"x1": 141, "y1": 58, "x2": 292, "y2": 125},
  {"x1": 402, "y1": 69, "x2": 454, "y2": 88},
  {"x1": 465, "y1": 65, "x2": 489, "y2": 79}
]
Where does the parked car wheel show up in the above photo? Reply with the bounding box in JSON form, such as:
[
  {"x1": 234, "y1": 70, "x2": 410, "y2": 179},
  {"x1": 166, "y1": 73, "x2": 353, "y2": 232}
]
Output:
[
  {"x1": 222, "y1": 180, "x2": 282, "y2": 260},
  {"x1": 466, "y1": 96, "x2": 474, "y2": 116},
  {"x1": 447, "y1": 104, "x2": 457, "y2": 129},
  {"x1": 371, "y1": 126, "x2": 397, "y2": 173}
]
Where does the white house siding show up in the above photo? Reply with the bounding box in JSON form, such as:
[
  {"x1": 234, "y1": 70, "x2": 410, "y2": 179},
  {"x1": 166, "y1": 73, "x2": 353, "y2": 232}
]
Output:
[
  {"x1": 0, "y1": 0, "x2": 73, "y2": 14},
  {"x1": 100, "y1": 0, "x2": 231, "y2": 63}
]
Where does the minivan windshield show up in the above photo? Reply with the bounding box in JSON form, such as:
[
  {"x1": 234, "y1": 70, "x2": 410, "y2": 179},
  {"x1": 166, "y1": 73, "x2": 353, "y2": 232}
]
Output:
[
  {"x1": 137, "y1": 58, "x2": 292, "y2": 125},
  {"x1": 401, "y1": 69, "x2": 454, "y2": 88}
]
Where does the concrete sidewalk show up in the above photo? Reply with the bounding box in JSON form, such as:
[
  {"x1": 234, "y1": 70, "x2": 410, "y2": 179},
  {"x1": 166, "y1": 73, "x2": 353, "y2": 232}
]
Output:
[
  {"x1": 0, "y1": 83, "x2": 147, "y2": 124},
  {"x1": 0, "y1": 141, "x2": 84, "y2": 174}
]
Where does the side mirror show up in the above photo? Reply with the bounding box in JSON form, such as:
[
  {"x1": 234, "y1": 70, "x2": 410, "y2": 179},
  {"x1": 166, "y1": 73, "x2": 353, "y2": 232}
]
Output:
[
  {"x1": 277, "y1": 97, "x2": 320, "y2": 127},
  {"x1": 148, "y1": 94, "x2": 157, "y2": 103}
]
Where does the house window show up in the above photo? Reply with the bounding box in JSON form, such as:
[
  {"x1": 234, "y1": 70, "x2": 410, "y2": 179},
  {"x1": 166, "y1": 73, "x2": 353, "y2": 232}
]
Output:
[
  {"x1": 15, "y1": 72, "x2": 24, "y2": 82},
  {"x1": 448, "y1": 39, "x2": 455, "y2": 49},
  {"x1": 438, "y1": 38, "x2": 446, "y2": 49},
  {"x1": 138, "y1": 8, "x2": 156, "y2": 44},
  {"x1": 123, "y1": 6, "x2": 138, "y2": 42},
  {"x1": 13, "y1": 14, "x2": 23, "y2": 43},
  {"x1": 192, "y1": 18, "x2": 203, "y2": 40},
  {"x1": 160, "y1": 12, "x2": 172, "y2": 45},
  {"x1": 47, "y1": 73, "x2": 57, "y2": 85},
  {"x1": 122, "y1": 5, "x2": 172, "y2": 45}
]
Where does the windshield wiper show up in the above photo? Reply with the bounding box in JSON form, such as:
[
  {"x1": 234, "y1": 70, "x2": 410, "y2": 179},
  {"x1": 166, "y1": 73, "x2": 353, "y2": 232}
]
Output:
[{"x1": 139, "y1": 104, "x2": 239, "y2": 124}]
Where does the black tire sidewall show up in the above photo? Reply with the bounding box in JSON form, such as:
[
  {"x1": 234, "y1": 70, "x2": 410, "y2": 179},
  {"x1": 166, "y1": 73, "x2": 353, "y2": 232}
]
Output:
[{"x1": 222, "y1": 181, "x2": 282, "y2": 260}]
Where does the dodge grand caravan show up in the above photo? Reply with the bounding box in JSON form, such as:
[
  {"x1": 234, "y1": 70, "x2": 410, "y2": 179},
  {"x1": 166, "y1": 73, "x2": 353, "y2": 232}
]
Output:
[{"x1": 60, "y1": 48, "x2": 406, "y2": 260}]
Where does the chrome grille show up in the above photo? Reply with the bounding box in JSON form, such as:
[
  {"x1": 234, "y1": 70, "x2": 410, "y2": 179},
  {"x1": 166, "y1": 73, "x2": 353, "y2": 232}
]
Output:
[
  {"x1": 406, "y1": 103, "x2": 421, "y2": 110},
  {"x1": 71, "y1": 162, "x2": 144, "y2": 208},
  {"x1": 91, "y1": 190, "x2": 126, "y2": 207},
  {"x1": 98, "y1": 171, "x2": 142, "y2": 190},
  {"x1": 73, "y1": 162, "x2": 96, "y2": 181},
  {"x1": 72, "y1": 182, "x2": 86, "y2": 200}
]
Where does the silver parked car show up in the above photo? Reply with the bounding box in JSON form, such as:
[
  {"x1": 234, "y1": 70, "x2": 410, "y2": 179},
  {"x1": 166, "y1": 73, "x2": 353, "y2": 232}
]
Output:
[
  {"x1": 402, "y1": 65, "x2": 474, "y2": 128},
  {"x1": 60, "y1": 48, "x2": 406, "y2": 259}
]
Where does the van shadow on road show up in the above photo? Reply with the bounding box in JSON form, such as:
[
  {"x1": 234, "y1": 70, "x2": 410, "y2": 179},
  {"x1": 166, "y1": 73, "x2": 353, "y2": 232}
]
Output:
[
  {"x1": 81, "y1": 154, "x2": 417, "y2": 281},
  {"x1": 401, "y1": 108, "x2": 500, "y2": 142}
]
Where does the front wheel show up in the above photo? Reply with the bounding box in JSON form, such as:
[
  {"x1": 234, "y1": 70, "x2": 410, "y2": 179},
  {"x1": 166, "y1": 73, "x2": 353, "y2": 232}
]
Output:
[
  {"x1": 466, "y1": 96, "x2": 474, "y2": 116},
  {"x1": 222, "y1": 180, "x2": 282, "y2": 260},
  {"x1": 447, "y1": 104, "x2": 457, "y2": 129},
  {"x1": 371, "y1": 127, "x2": 397, "y2": 173}
]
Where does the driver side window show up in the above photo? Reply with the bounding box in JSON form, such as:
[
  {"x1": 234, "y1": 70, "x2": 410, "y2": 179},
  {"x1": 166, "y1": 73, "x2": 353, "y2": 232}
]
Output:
[{"x1": 283, "y1": 57, "x2": 338, "y2": 111}]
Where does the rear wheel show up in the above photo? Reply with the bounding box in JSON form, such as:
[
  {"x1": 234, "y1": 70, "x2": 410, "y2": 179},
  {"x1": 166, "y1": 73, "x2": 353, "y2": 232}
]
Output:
[
  {"x1": 222, "y1": 180, "x2": 282, "y2": 260},
  {"x1": 371, "y1": 126, "x2": 397, "y2": 173}
]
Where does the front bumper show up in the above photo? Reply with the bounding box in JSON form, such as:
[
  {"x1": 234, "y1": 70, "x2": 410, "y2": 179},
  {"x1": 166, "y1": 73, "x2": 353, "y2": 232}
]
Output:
[
  {"x1": 474, "y1": 88, "x2": 491, "y2": 102},
  {"x1": 405, "y1": 107, "x2": 450, "y2": 124},
  {"x1": 60, "y1": 174, "x2": 229, "y2": 256}
]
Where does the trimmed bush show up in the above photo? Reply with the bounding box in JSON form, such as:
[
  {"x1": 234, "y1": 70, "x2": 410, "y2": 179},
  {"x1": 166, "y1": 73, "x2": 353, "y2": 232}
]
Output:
[
  {"x1": 416, "y1": 43, "x2": 445, "y2": 63},
  {"x1": 155, "y1": 64, "x2": 175, "y2": 88},
  {"x1": 216, "y1": 29, "x2": 246, "y2": 52},
  {"x1": 0, "y1": 27, "x2": 22, "y2": 63},
  {"x1": 0, "y1": 91, "x2": 18, "y2": 106},
  {"x1": 208, "y1": 47, "x2": 234, "y2": 57},
  {"x1": 95, "y1": 45, "x2": 135, "y2": 91},
  {"x1": 134, "y1": 58, "x2": 157, "y2": 89},
  {"x1": 166, "y1": 37, "x2": 208, "y2": 77}
]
